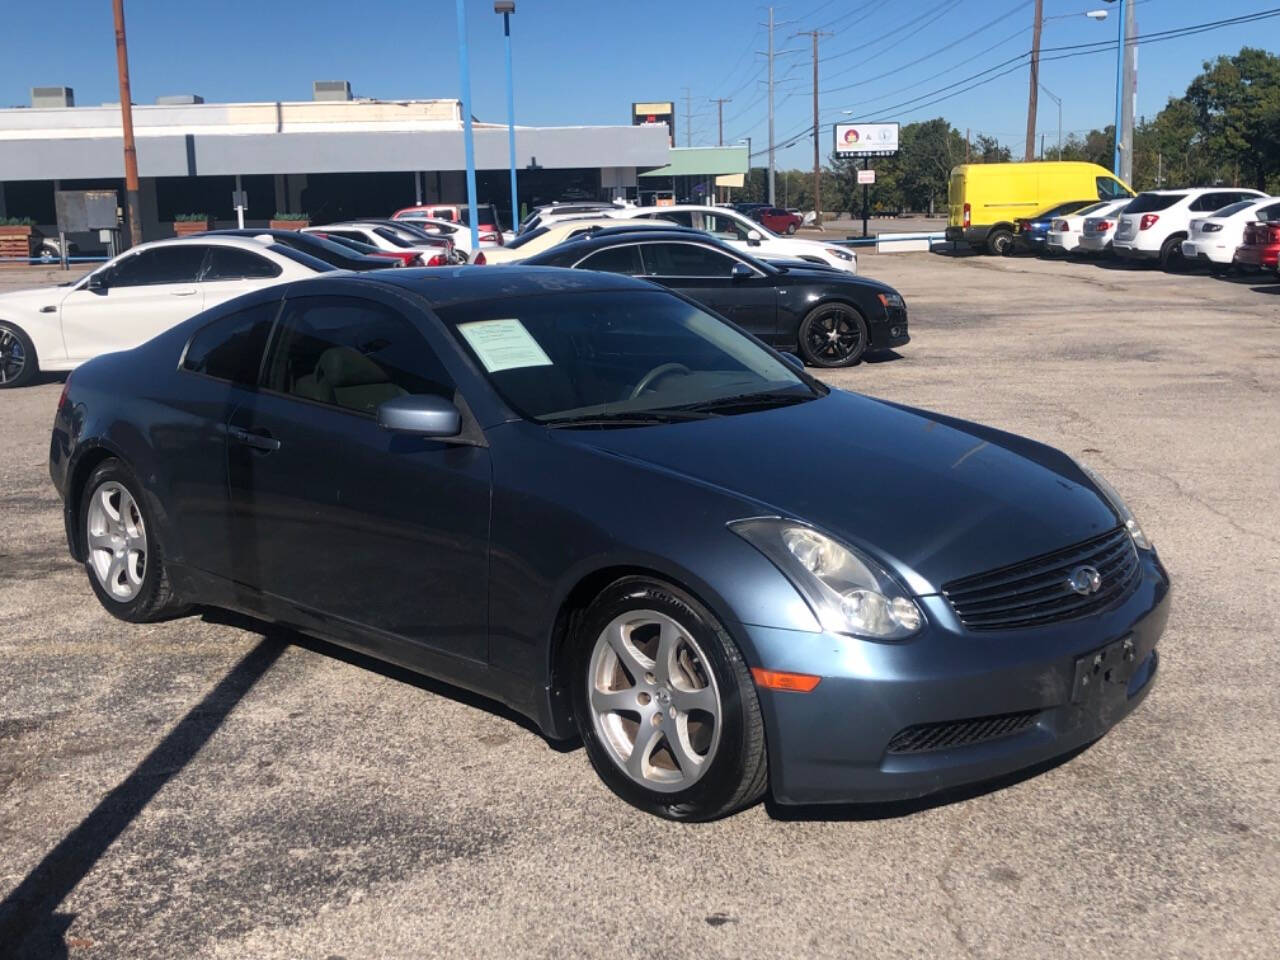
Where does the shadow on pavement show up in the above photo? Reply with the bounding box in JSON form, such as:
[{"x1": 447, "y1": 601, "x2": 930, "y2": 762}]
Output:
[
  {"x1": 762, "y1": 741, "x2": 1095, "y2": 823},
  {"x1": 863, "y1": 350, "x2": 904, "y2": 365},
  {"x1": 0, "y1": 637, "x2": 287, "y2": 959}
]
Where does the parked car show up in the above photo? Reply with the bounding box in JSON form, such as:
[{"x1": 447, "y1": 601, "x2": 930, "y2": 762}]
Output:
[
  {"x1": 1077, "y1": 206, "x2": 1131, "y2": 256},
  {"x1": 387, "y1": 214, "x2": 498, "y2": 259},
  {"x1": 49, "y1": 266, "x2": 1168, "y2": 820},
  {"x1": 1234, "y1": 216, "x2": 1280, "y2": 274},
  {"x1": 947, "y1": 161, "x2": 1133, "y2": 255},
  {"x1": 1113, "y1": 187, "x2": 1267, "y2": 269},
  {"x1": 309, "y1": 231, "x2": 429, "y2": 267},
  {"x1": 204, "y1": 228, "x2": 399, "y2": 272},
  {"x1": 750, "y1": 206, "x2": 803, "y2": 235},
  {"x1": 1180, "y1": 197, "x2": 1280, "y2": 273},
  {"x1": 301, "y1": 223, "x2": 461, "y2": 264},
  {"x1": 1012, "y1": 200, "x2": 1097, "y2": 255},
  {"x1": 1045, "y1": 199, "x2": 1131, "y2": 256},
  {"x1": 517, "y1": 201, "x2": 632, "y2": 235},
  {"x1": 392, "y1": 203, "x2": 505, "y2": 244},
  {"x1": 523, "y1": 227, "x2": 906, "y2": 367},
  {"x1": 482, "y1": 218, "x2": 676, "y2": 265},
  {"x1": 616, "y1": 205, "x2": 858, "y2": 273},
  {"x1": 0, "y1": 236, "x2": 330, "y2": 388}
]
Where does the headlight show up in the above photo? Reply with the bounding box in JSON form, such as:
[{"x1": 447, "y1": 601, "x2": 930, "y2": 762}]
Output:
[
  {"x1": 877, "y1": 291, "x2": 905, "y2": 309},
  {"x1": 824, "y1": 247, "x2": 854, "y2": 261},
  {"x1": 729, "y1": 519, "x2": 924, "y2": 640},
  {"x1": 1077, "y1": 461, "x2": 1153, "y2": 550}
]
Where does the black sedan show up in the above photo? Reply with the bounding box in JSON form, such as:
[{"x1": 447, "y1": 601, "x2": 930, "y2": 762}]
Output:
[
  {"x1": 51, "y1": 266, "x2": 1169, "y2": 821},
  {"x1": 202, "y1": 229, "x2": 397, "y2": 272},
  {"x1": 522, "y1": 227, "x2": 908, "y2": 368}
]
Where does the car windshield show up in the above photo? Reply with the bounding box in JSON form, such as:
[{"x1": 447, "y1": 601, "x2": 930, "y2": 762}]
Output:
[
  {"x1": 436, "y1": 289, "x2": 817, "y2": 424},
  {"x1": 505, "y1": 225, "x2": 550, "y2": 250},
  {"x1": 267, "y1": 244, "x2": 337, "y2": 272},
  {"x1": 1073, "y1": 201, "x2": 1111, "y2": 218},
  {"x1": 458, "y1": 204, "x2": 502, "y2": 229}
]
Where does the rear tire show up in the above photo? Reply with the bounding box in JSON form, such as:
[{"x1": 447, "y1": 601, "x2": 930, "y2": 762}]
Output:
[
  {"x1": 785, "y1": 223, "x2": 798, "y2": 235},
  {"x1": 0, "y1": 321, "x2": 37, "y2": 389},
  {"x1": 570, "y1": 577, "x2": 768, "y2": 821},
  {"x1": 985, "y1": 228, "x2": 1013, "y2": 256},
  {"x1": 80, "y1": 458, "x2": 189, "y2": 622},
  {"x1": 1159, "y1": 235, "x2": 1187, "y2": 272}
]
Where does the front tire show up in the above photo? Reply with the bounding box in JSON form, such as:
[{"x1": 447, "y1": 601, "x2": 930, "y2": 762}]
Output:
[
  {"x1": 571, "y1": 577, "x2": 768, "y2": 821},
  {"x1": 81, "y1": 459, "x2": 188, "y2": 622},
  {"x1": 0, "y1": 321, "x2": 37, "y2": 389},
  {"x1": 985, "y1": 227, "x2": 1014, "y2": 256},
  {"x1": 798, "y1": 303, "x2": 868, "y2": 368},
  {"x1": 785, "y1": 222, "x2": 798, "y2": 235}
]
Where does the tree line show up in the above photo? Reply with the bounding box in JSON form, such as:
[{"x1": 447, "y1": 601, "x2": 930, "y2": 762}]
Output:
[{"x1": 738, "y1": 47, "x2": 1279, "y2": 216}]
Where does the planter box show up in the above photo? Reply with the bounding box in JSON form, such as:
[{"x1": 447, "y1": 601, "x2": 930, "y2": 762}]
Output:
[
  {"x1": 173, "y1": 220, "x2": 210, "y2": 236},
  {"x1": 0, "y1": 225, "x2": 35, "y2": 263},
  {"x1": 269, "y1": 219, "x2": 309, "y2": 230}
]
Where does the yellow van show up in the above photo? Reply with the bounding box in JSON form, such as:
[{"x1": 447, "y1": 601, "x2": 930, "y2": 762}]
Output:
[{"x1": 946, "y1": 161, "x2": 1133, "y2": 254}]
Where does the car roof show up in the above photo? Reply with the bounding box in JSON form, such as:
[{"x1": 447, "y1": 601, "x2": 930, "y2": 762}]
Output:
[
  {"x1": 336, "y1": 264, "x2": 654, "y2": 308},
  {"x1": 129, "y1": 234, "x2": 281, "y2": 254},
  {"x1": 628, "y1": 204, "x2": 741, "y2": 215}
]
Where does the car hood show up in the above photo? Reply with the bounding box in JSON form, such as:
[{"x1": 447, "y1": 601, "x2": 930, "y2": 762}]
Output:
[
  {"x1": 0, "y1": 284, "x2": 69, "y2": 308},
  {"x1": 770, "y1": 264, "x2": 897, "y2": 295},
  {"x1": 560, "y1": 390, "x2": 1119, "y2": 593}
]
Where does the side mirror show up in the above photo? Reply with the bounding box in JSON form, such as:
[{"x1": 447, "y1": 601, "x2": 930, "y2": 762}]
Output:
[
  {"x1": 731, "y1": 262, "x2": 754, "y2": 281},
  {"x1": 377, "y1": 394, "x2": 461, "y2": 438},
  {"x1": 746, "y1": 229, "x2": 763, "y2": 246},
  {"x1": 86, "y1": 272, "x2": 108, "y2": 293},
  {"x1": 779, "y1": 351, "x2": 804, "y2": 371}
]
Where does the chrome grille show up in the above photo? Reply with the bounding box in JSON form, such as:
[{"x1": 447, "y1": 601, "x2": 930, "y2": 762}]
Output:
[
  {"x1": 943, "y1": 527, "x2": 1141, "y2": 630},
  {"x1": 886, "y1": 710, "x2": 1039, "y2": 754}
]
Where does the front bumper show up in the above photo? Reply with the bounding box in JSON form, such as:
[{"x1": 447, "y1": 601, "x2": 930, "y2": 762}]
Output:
[
  {"x1": 746, "y1": 548, "x2": 1171, "y2": 805},
  {"x1": 870, "y1": 306, "x2": 910, "y2": 349}
]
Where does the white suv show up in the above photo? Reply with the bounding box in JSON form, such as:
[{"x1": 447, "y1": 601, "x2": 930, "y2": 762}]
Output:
[{"x1": 1113, "y1": 187, "x2": 1266, "y2": 269}]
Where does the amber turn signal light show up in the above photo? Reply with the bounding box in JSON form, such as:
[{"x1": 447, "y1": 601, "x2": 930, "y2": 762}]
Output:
[{"x1": 750, "y1": 667, "x2": 821, "y2": 693}]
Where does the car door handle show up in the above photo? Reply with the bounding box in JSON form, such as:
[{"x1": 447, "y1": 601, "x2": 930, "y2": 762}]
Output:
[
  {"x1": 170, "y1": 289, "x2": 198, "y2": 297},
  {"x1": 39, "y1": 305, "x2": 56, "y2": 313},
  {"x1": 228, "y1": 426, "x2": 281, "y2": 452}
]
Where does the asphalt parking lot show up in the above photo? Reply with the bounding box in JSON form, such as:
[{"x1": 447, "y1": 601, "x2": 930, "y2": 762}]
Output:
[{"x1": 2, "y1": 253, "x2": 1278, "y2": 959}]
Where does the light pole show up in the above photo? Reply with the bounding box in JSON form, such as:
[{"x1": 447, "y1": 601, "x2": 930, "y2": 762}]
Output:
[
  {"x1": 1039, "y1": 83, "x2": 1062, "y2": 159},
  {"x1": 738, "y1": 136, "x2": 753, "y2": 199},
  {"x1": 1101, "y1": 0, "x2": 1133, "y2": 180},
  {"x1": 455, "y1": 0, "x2": 480, "y2": 254},
  {"x1": 495, "y1": 2, "x2": 518, "y2": 230}
]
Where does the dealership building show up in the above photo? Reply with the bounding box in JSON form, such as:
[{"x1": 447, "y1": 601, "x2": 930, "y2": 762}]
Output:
[{"x1": 0, "y1": 84, "x2": 748, "y2": 250}]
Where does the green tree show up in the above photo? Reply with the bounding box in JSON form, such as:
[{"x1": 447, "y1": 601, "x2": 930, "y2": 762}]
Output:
[{"x1": 1184, "y1": 47, "x2": 1280, "y2": 190}]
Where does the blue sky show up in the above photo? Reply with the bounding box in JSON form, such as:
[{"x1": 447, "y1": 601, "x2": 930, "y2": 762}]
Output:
[{"x1": 1, "y1": 0, "x2": 1273, "y2": 168}]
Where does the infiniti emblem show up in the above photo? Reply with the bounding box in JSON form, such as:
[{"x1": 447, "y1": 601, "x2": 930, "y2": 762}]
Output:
[{"x1": 1067, "y1": 565, "x2": 1102, "y2": 596}]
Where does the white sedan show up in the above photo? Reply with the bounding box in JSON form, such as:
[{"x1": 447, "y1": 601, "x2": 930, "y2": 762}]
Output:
[
  {"x1": 483, "y1": 218, "x2": 676, "y2": 264},
  {"x1": 0, "y1": 235, "x2": 328, "y2": 389},
  {"x1": 613, "y1": 205, "x2": 858, "y2": 273},
  {"x1": 1046, "y1": 199, "x2": 1130, "y2": 255},
  {"x1": 302, "y1": 223, "x2": 463, "y2": 264},
  {"x1": 388, "y1": 214, "x2": 500, "y2": 259},
  {"x1": 1181, "y1": 196, "x2": 1280, "y2": 270}
]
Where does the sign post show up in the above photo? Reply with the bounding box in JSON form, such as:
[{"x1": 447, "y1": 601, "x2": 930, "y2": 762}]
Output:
[
  {"x1": 834, "y1": 122, "x2": 899, "y2": 240},
  {"x1": 233, "y1": 175, "x2": 247, "y2": 229}
]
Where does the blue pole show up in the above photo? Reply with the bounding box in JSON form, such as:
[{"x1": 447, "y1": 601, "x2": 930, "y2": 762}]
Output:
[
  {"x1": 504, "y1": 11, "x2": 518, "y2": 233},
  {"x1": 456, "y1": 0, "x2": 480, "y2": 254},
  {"x1": 1111, "y1": 0, "x2": 1126, "y2": 177}
]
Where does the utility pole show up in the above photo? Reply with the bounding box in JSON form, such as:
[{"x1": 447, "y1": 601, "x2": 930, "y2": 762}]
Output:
[
  {"x1": 796, "y1": 29, "x2": 831, "y2": 227},
  {"x1": 1119, "y1": 0, "x2": 1137, "y2": 183},
  {"x1": 682, "y1": 87, "x2": 693, "y2": 148},
  {"x1": 1024, "y1": 0, "x2": 1043, "y2": 162},
  {"x1": 111, "y1": 0, "x2": 142, "y2": 248},
  {"x1": 965, "y1": 128, "x2": 971, "y2": 163},
  {"x1": 709, "y1": 97, "x2": 731, "y2": 146},
  {"x1": 767, "y1": 7, "x2": 776, "y2": 204}
]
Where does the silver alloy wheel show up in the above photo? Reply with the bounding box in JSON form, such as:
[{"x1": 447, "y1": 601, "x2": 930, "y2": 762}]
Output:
[
  {"x1": 86, "y1": 481, "x2": 147, "y2": 601},
  {"x1": 0, "y1": 328, "x2": 26, "y2": 384},
  {"x1": 588, "y1": 610, "x2": 722, "y2": 793}
]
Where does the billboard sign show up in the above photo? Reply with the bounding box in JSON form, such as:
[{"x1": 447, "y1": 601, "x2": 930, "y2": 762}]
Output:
[
  {"x1": 632, "y1": 101, "x2": 675, "y2": 146},
  {"x1": 834, "y1": 122, "x2": 899, "y2": 157}
]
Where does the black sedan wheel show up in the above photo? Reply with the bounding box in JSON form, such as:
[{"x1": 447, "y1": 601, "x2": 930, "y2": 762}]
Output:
[
  {"x1": 0, "y1": 322, "x2": 36, "y2": 389},
  {"x1": 798, "y1": 303, "x2": 868, "y2": 368},
  {"x1": 571, "y1": 577, "x2": 768, "y2": 821},
  {"x1": 81, "y1": 458, "x2": 188, "y2": 622}
]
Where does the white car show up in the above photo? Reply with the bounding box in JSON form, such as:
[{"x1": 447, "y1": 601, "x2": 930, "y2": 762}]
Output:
[
  {"x1": 1077, "y1": 205, "x2": 1132, "y2": 255},
  {"x1": 517, "y1": 201, "x2": 636, "y2": 235},
  {"x1": 0, "y1": 236, "x2": 325, "y2": 388},
  {"x1": 484, "y1": 218, "x2": 675, "y2": 264},
  {"x1": 1181, "y1": 196, "x2": 1280, "y2": 271},
  {"x1": 1045, "y1": 199, "x2": 1131, "y2": 255},
  {"x1": 301, "y1": 223, "x2": 462, "y2": 264},
  {"x1": 1113, "y1": 187, "x2": 1266, "y2": 269},
  {"x1": 614, "y1": 205, "x2": 858, "y2": 273},
  {"x1": 389, "y1": 214, "x2": 500, "y2": 258}
]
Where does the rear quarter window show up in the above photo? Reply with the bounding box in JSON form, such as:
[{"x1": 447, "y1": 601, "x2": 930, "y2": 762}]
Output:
[{"x1": 1125, "y1": 193, "x2": 1182, "y2": 214}]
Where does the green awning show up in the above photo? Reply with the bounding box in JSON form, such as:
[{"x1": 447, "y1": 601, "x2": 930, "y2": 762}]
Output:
[{"x1": 639, "y1": 145, "x2": 749, "y2": 178}]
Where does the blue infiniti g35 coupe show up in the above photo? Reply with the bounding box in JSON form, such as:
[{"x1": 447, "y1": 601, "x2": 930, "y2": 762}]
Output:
[{"x1": 49, "y1": 266, "x2": 1170, "y2": 820}]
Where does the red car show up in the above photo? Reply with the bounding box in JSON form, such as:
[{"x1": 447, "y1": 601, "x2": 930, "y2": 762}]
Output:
[
  {"x1": 751, "y1": 206, "x2": 803, "y2": 235},
  {"x1": 1235, "y1": 218, "x2": 1280, "y2": 273},
  {"x1": 393, "y1": 203, "x2": 505, "y2": 244}
]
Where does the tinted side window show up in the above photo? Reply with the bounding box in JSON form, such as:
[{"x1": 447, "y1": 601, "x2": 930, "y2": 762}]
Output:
[
  {"x1": 641, "y1": 243, "x2": 738, "y2": 277},
  {"x1": 1190, "y1": 192, "x2": 1231, "y2": 212},
  {"x1": 649, "y1": 211, "x2": 696, "y2": 228},
  {"x1": 202, "y1": 247, "x2": 282, "y2": 281},
  {"x1": 578, "y1": 245, "x2": 644, "y2": 275},
  {"x1": 702, "y1": 213, "x2": 752, "y2": 240},
  {"x1": 1096, "y1": 177, "x2": 1131, "y2": 200},
  {"x1": 1256, "y1": 203, "x2": 1280, "y2": 222},
  {"x1": 1126, "y1": 193, "x2": 1181, "y2": 214},
  {"x1": 264, "y1": 296, "x2": 453, "y2": 415},
  {"x1": 109, "y1": 246, "x2": 207, "y2": 287},
  {"x1": 182, "y1": 300, "x2": 278, "y2": 384}
]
